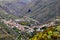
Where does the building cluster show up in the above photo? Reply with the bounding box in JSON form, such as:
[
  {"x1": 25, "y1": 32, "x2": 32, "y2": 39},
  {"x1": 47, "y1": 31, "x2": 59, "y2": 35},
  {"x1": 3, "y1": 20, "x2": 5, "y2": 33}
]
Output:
[
  {"x1": 0, "y1": 17, "x2": 60, "y2": 33},
  {"x1": 1, "y1": 19, "x2": 35, "y2": 32},
  {"x1": 1, "y1": 19, "x2": 25, "y2": 31}
]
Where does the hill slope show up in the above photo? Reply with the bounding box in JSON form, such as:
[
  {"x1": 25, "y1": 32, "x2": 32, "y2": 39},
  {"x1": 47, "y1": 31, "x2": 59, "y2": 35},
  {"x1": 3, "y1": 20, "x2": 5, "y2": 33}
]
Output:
[
  {"x1": 0, "y1": 22, "x2": 19, "y2": 40},
  {"x1": 0, "y1": 0, "x2": 60, "y2": 23}
]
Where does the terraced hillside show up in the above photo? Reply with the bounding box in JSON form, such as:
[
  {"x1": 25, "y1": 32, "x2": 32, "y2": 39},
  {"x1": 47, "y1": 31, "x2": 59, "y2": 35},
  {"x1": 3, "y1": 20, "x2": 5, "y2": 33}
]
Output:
[
  {"x1": 0, "y1": 22, "x2": 19, "y2": 40},
  {"x1": 0, "y1": 0, "x2": 60, "y2": 23}
]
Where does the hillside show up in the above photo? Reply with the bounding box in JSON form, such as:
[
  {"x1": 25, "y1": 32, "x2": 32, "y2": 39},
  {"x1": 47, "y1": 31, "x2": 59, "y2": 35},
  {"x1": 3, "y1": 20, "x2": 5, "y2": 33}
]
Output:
[
  {"x1": 0, "y1": 22, "x2": 19, "y2": 40},
  {"x1": 0, "y1": 0, "x2": 60, "y2": 40},
  {"x1": 0, "y1": 0, "x2": 60, "y2": 23}
]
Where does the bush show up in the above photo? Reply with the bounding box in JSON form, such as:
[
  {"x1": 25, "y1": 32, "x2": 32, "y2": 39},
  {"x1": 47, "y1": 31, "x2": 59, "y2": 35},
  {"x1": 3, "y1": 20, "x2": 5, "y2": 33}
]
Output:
[{"x1": 29, "y1": 26, "x2": 60, "y2": 40}]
